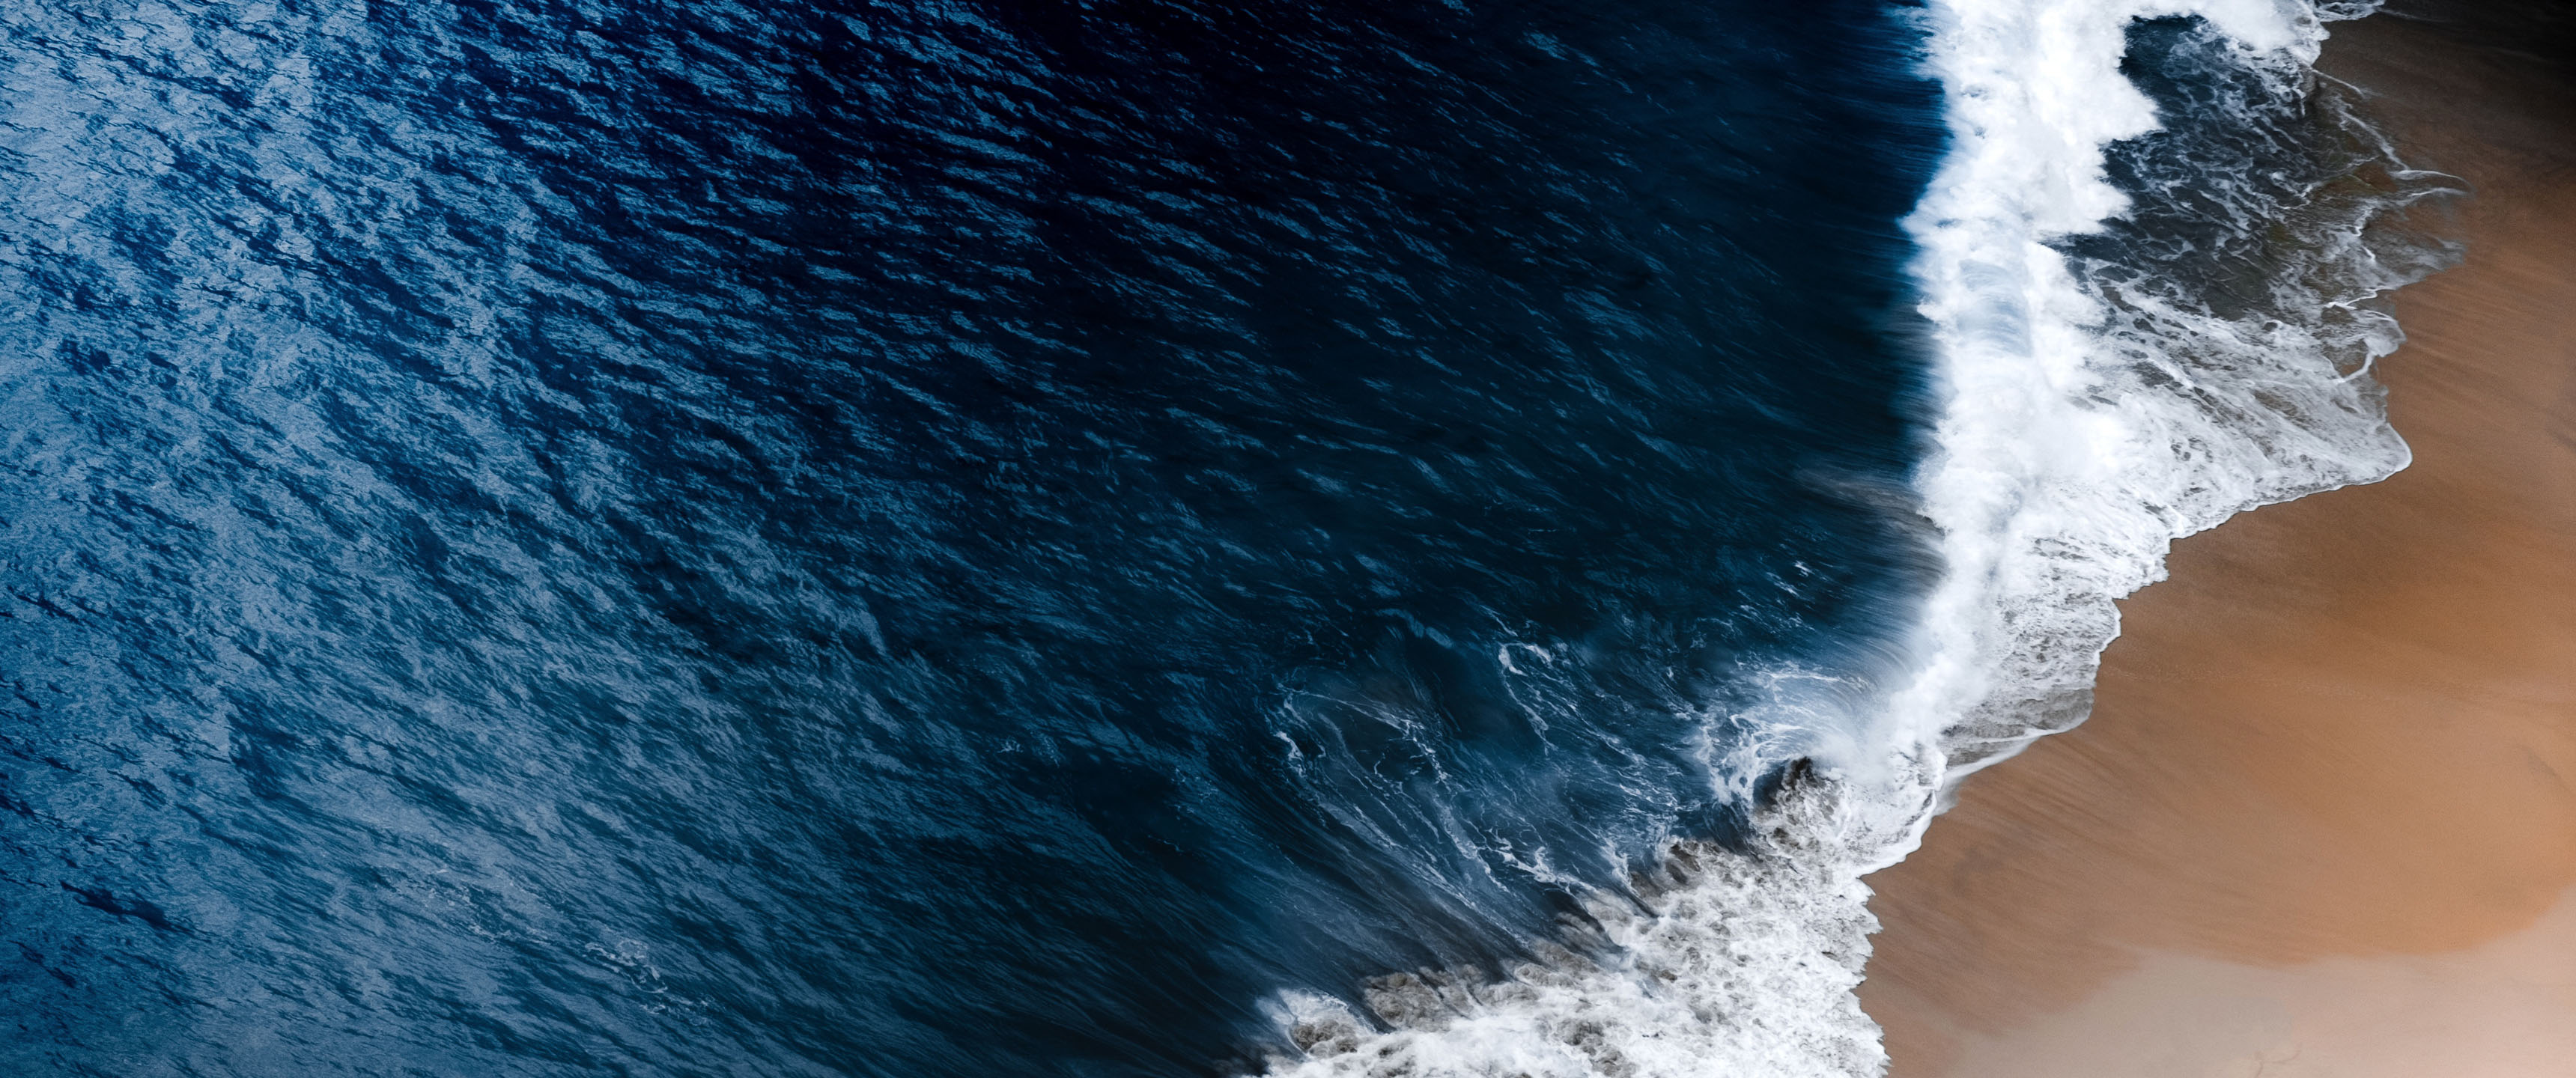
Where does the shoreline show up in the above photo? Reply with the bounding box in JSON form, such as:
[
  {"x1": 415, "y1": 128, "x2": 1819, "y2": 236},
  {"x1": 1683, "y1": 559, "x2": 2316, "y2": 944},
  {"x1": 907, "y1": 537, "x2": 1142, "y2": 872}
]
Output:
[{"x1": 1857, "y1": 7, "x2": 2576, "y2": 1076}]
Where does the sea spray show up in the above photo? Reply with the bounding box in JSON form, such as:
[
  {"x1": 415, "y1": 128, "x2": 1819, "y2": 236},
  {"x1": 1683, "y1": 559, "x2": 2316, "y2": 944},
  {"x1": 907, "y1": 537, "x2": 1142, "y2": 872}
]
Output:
[
  {"x1": 1262, "y1": 772, "x2": 1918, "y2": 1078},
  {"x1": 1261, "y1": 0, "x2": 2455, "y2": 1073}
]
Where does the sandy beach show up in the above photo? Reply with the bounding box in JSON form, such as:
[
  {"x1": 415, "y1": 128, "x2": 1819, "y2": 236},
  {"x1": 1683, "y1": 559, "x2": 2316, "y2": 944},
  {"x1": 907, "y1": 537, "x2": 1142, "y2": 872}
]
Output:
[{"x1": 1858, "y1": 7, "x2": 2576, "y2": 1076}]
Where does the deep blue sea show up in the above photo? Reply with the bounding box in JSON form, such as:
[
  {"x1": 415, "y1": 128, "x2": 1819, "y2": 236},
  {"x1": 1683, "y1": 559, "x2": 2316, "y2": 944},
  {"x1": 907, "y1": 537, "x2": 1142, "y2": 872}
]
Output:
[
  {"x1": 0, "y1": 0, "x2": 2450, "y2": 1075},
  {"x1": 0, "y1": 1, "x2": 1936, "y2": 1073}
]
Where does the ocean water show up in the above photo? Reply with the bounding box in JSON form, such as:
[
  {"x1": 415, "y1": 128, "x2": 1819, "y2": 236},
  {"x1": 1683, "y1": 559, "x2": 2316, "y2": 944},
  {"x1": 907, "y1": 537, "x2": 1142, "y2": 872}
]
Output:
[{"x1": 0, "y1": 1, "x2": 2451, "y2": 1077}]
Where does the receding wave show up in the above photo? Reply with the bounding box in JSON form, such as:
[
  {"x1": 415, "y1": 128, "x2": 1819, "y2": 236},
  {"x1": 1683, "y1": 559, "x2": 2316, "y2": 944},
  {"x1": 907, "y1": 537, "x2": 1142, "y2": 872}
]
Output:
[{"x1": 1259, "y1": 1, "x2": 2458, "y2": 1073}]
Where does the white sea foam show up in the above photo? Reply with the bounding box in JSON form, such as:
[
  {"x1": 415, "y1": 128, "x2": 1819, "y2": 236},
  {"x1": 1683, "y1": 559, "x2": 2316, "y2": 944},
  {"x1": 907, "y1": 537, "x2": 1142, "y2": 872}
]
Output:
[
  {"x1": 1886, "y1": 0, "x2": 2418, "y2": 782},
  {"x1": 1261, "y1": 1, "x2": 2443, "y2": 1074},
  {"x1": 1260, "y1": 776, "x2": 1916, "y2": 1078}
]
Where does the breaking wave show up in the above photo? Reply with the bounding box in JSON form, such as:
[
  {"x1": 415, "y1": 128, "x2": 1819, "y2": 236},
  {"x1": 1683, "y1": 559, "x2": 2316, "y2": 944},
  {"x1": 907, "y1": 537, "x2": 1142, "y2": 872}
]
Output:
[{"x1": 1259, "y1": 1, "x2": 2458, "y2": 1074}]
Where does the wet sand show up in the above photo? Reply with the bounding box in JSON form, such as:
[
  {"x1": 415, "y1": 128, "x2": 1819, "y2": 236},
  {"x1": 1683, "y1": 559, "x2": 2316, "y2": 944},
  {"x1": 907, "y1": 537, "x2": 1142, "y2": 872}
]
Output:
[{"x1": 1859, "y1": 10, "x2": 2576, "y2": 1077}]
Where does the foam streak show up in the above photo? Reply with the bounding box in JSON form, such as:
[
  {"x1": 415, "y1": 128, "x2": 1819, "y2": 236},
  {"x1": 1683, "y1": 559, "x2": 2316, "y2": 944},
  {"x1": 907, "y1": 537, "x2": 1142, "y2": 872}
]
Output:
[{"x1": 1262, "y1": 1, "x2": 2443, "y2": 1074}]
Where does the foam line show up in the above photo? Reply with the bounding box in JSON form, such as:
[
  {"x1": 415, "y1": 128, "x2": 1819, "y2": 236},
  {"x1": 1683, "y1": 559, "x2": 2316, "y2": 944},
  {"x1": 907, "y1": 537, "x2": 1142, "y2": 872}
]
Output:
[
  {"x1": 1260, "y1": 2, "x2": 2446, "y2": 1073},
  {"x1": 1888, "y1": 0, "x2": 2408, "y2": 785}
]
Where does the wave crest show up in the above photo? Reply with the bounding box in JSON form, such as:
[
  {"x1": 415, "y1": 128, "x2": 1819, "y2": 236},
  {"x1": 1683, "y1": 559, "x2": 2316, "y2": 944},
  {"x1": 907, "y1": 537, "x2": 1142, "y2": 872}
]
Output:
[
  {"x1": 1260, "y1": 1, "x2": 2455, "y2": 1074},
  {"x1": 1261, "y1": 770, "x2": 1914, "y2": 1078}
]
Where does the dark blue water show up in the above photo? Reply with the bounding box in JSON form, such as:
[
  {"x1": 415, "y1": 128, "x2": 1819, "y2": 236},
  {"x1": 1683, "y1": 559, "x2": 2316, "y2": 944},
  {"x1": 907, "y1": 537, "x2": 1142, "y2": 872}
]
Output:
[{"x1": 0, "y1": 1, "x2": 1939, "y2": 1074}]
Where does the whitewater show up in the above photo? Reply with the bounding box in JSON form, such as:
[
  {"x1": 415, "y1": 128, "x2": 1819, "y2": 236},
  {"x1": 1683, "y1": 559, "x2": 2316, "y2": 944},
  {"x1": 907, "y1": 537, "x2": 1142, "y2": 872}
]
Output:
[{"x1": 1260, "y1": 0, "x2": 2454, "y2": 1074}]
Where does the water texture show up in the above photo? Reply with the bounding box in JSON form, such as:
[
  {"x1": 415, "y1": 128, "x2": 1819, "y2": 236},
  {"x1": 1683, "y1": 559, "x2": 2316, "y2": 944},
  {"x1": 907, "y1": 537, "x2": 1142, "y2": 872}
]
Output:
[
  {"x1": 0, "y1": 1, "x2": 1942, "y2": 1074},
  {"x1": 0, "y1": 0, "x2": 2461, "y2": 1074}
]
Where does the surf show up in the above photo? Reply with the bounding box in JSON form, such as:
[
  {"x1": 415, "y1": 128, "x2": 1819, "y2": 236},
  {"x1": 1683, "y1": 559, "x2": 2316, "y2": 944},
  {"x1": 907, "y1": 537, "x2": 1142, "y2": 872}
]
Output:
[{"x1": 1257, "y1": 1, "x2": 2455, "y2": 1073}]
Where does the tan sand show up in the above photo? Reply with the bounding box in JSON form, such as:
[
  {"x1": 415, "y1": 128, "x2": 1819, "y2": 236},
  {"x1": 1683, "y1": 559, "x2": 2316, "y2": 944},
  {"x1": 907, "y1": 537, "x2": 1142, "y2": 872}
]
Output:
[
  {"x1": 1925, "y1": 887, "x2": 2576, "y2": 1078},
  {"x1": 1857, "y1": 11, "x2": 2576, "y2": 1077}
]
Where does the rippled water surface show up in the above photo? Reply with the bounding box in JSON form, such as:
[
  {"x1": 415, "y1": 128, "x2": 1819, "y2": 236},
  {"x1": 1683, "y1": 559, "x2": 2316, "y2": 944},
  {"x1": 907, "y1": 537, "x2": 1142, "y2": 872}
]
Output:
[{"x1": 0, "y1": 1, "x2": 1942, "y2": 1074}]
